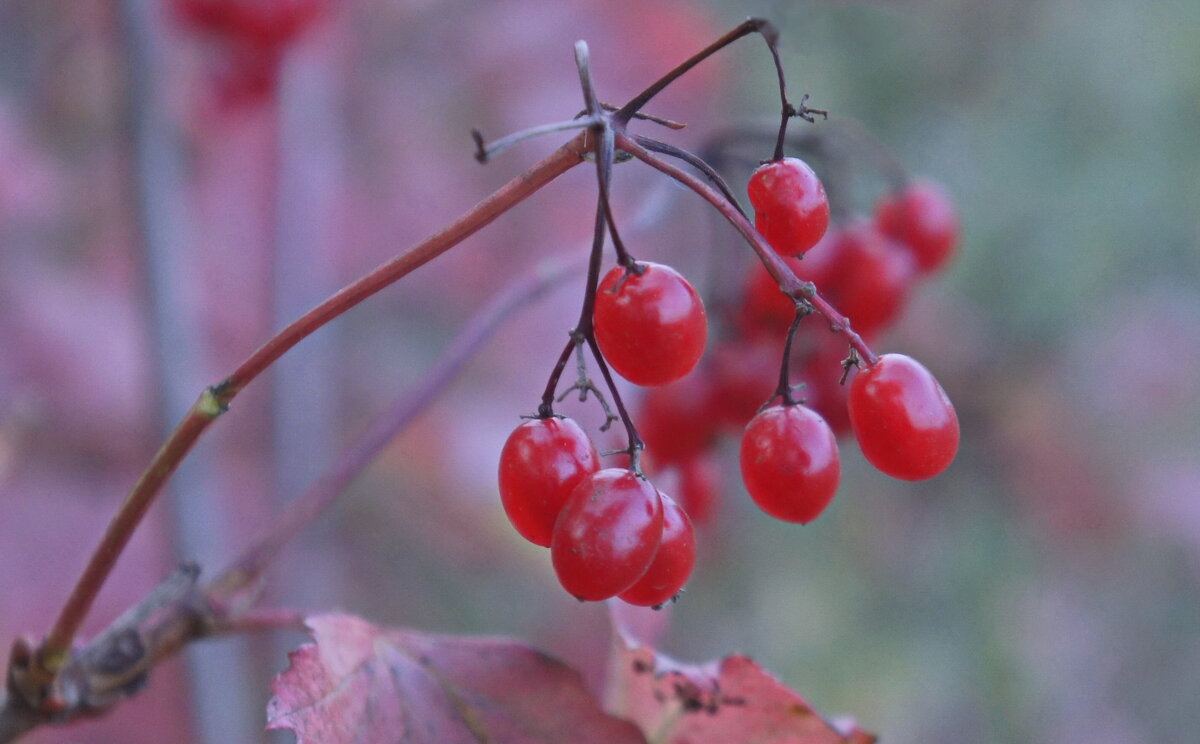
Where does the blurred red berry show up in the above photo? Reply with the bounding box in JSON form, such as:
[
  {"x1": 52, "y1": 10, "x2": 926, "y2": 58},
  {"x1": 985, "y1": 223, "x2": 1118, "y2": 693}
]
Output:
[
  {"x1": 821, "y1": 220, "x2": 917, "y2": 339},
  {"x1": 638, "y1": 372, "x2": 719, "y2": 468},
  {"x1": 173, "y1": 0, "x2": 327, "y2": 50},
  {"x1": 875, "y1": 179, "x2": 959, "y2": 273},
  {"x1": 676, "y1": 452, "x2": 720, "y2": 527},
  {"x1": 709, "y1": 339, "x2": 779, "y2": 428}
]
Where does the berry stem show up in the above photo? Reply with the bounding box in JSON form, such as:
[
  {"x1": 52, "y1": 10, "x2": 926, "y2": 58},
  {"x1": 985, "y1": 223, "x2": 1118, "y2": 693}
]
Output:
[
  {"x1": 593, "y1": 122, "x2": 637, "y2": 268},
  {"x1": 612, "y1": 18, "x2": 775, "y2": 126},
  {"x1": 583, "y1": 334, "x2": 645, "y2": 476},
  {"x1": 770, "y1": 301, "x2": 814, "y2": 407},
  {"x1": 33, "y1": 131, "x2": 588, "y2": 678},
  {"x1": 633, "y1": 135, "x2": 747, "y2": 219},
  {"x1": 616, "y1": 133, "x2": 878, "y2": 366},
  {"x1": 538, "y1": 337, "x2": 579, "y2": 419}
]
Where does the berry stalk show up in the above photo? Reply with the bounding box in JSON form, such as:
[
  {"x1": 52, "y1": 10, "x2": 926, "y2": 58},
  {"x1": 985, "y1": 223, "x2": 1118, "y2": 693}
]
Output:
[
  {"x1": 209, "y1": 255, "x2": 587, "y2": 605},
  {"x1": 616, "y1": 133, "x2": 878, "y2": 366}
]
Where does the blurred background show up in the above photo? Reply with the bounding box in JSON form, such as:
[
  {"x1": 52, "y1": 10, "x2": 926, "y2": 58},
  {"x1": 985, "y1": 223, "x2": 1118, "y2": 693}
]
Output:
[{"x1": 0, "y1": 0, "x2": 1197, "y2": 742}]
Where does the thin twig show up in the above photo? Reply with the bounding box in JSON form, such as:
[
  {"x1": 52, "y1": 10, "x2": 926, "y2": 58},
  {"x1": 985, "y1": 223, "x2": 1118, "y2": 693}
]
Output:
[
  {"x1": 30, "y1": 132, "x2": 589, "y2": 685},
  {"x1": 633, "y1": 135, "x2": 747, "y2": 219},
  {"x1": 208, "y1": 255, "x2": 586, "y2": 606},
  {"x1": 616, "y1": 133, "x2": 878, "y2": 366}
]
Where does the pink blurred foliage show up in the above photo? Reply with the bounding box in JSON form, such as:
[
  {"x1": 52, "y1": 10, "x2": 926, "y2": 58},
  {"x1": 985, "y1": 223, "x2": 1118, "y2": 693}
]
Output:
[{"x1": 1063, "y1": 285, "x2": 1200, "y2": 565}]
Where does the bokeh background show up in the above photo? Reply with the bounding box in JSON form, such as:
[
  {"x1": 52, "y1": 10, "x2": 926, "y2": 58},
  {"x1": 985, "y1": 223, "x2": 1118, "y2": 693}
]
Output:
[{"x1": 1, "y1": 1, "x2": 1197, "y2": 742}]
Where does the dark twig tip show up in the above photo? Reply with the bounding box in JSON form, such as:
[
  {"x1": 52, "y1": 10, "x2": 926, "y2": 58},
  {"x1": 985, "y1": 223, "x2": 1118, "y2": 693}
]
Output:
[
  {"x1": 749, "y1": 17, "x2": 778, "y2": 44},
  {"x1": 470, "y1": 129, "x2": 488, "y2": 163}
]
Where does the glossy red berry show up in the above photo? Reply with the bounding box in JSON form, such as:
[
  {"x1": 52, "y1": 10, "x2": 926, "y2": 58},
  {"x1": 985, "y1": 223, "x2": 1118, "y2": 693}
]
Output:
[
  {"x1": 848, "y1": 353, "x2": 959, "y2": 480},
  {"x1": 740, "y1": 404, "x2": 840, "y2": 524},
  {"x1": 551, "y1": 469, "x2": 664, "y2": 601},
  {"x1": 875, "y1": 179, "x2": 959, "y2": 274},
  {"x1": 618, "y1": 493, "x2": 696, "y2": 607},
  {"x1": 498, "y1": 417, "x2": 600, "y2": 547},
  {"x1": 747, "y1": 157, "x2": 830, "y2": 257},
  {"x1": 593, "y1": 262, "x2": 707, "y2": 387}
]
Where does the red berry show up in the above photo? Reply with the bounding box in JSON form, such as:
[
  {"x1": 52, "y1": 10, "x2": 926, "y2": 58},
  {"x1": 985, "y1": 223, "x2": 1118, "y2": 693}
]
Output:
[
  {"x1": 738, "y1": 228, "x2": 843, "y2": 338},
  {"x1": 551, "y1": 469, "x2": 664, "y2": 601},
  {"x1": 618, "y1": 493, "x2": 696, "y2": 607},
  {"x1": 739, "y1": 256, "x2": 804, "y2": 337},
  {"x1": 709, "y1": 339, "x2": 779, "y2": 428},
  {"x1": 675, "y1": 452, "x2": 720, "y2": 527},
  {"x1": 637, "y1": 372, "x2": 719, "y2": 467},
  {"x1": 822, "y1": 220, "x2": 916, "y2": 339},
  {"x1": 739, "y1": 404, "x2": 840, "y2": 524},
  {"x1": 747, "y1": 157, "x2": 830, "y2": 257},
  {"x1": 848, "y1": 353, "x2": 959, "y2": 480},
  {"x1": 875, "y1": 179, "x2": 959, "y2": 273},
  {"x1": 797, "y1": 337, "x2": 855, "y2": 437},
  {"x1": 593, "y1": 262, "x2": 707, "y2": 387},
  {"x1": 174, "y1": 0, "x2": 326, "y2": 50},
  {"x1": 498, "y1": 417, "x2": 600, "y2": 547}
]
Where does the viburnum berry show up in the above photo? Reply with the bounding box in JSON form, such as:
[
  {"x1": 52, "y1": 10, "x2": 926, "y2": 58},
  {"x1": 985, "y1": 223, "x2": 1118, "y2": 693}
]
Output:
[
  {"x1": 875, "y1": 179, "x2": 959, "y2": 274},
  {"x1": 675, "y1": 452, "x2": 720, "y2": 527},
  {"x1": 551, "y1": 469, "x2": 664, "y2": 601},
  {"x1": 708, "y1": 339, "x2": 779, "y2": 428},
  {"x1": 637, "y1": 371, "x2": 720, "y2": 468},
  {"x1": 739, "y1": 404, "x2": 840, "y2": 524},
  {"x1": 747, "y1": 157, "x2": 830, "y2": 257},
  {"x1": 593, "y1": 262, "x2": 707, "y2": 387},
  {"x1": 618, "y1": 493, "x2": 696, "y2": 607},
  {"x1": 738, "y1": 227, "x2": 841, "y2": 338},
  {"x1": 173, "y1": 0, "x2": 327, "y2": 50},
  {"x1": 738, "y1": 256, "x2": 804, "y2": 337},
  {"x1": 848, "y1": 353, "x2": 959, "y2": 480},
  {"x1": 818, "y1": 220, "x2": 917, "y2": 340},
  {"x1": 797, "y1": 337, "x2": 855, "y2": 437},
  {"x1": 498, "y1": 417, "x2": 600, "y2": 547}
]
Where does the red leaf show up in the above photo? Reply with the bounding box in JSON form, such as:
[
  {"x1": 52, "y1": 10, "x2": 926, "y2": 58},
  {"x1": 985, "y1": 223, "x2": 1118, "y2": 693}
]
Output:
[
  {"x1": 268, "y1": 614, "x2": 647, "y2": 744},
  {"x1": 607, "y1": 619, "x2": 876, "y2": 744}
]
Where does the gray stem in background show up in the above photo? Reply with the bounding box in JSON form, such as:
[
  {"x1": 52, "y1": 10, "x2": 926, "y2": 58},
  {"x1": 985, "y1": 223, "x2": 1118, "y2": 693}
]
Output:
[{"x1": 117, "y1": 0, "x2": 261, "y2": 741}]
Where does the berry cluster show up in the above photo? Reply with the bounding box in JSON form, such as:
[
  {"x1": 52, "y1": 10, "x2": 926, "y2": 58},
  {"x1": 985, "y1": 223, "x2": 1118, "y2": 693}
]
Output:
[
  {"x1": 639, "y1": 167, "x2": 961, "y2": 528},
  {"x1": 481, "y1": 21, "x2": 961, "y2": 606},
  {"x1": 498, "y1": 259, "x2": 707, "y2": 606}
]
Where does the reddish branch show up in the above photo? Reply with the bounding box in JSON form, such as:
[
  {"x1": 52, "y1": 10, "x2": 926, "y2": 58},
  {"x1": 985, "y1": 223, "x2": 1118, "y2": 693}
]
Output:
[
  {"x1": 615, "y1": 133, "x2": 878, "y2": 366},
  {"x1": 0, "y1": 254, "x2": 587, "y2": 741},
  {"x1": 12, "y1": 132, "x2": 588, "y2": 719},
  {"x1": 3, "y1": 15, "x2": 888, "y2": 740}
]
